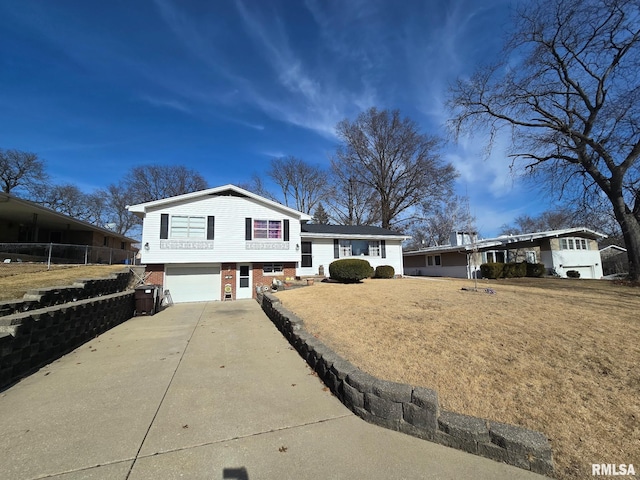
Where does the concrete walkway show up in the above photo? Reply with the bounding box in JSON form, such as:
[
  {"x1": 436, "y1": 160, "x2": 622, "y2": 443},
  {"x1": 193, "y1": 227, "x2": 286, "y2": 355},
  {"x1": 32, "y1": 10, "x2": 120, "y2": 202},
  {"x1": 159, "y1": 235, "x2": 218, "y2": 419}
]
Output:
[{"x1": 0, "y1": 301, "x2": 548, "y2": 480}]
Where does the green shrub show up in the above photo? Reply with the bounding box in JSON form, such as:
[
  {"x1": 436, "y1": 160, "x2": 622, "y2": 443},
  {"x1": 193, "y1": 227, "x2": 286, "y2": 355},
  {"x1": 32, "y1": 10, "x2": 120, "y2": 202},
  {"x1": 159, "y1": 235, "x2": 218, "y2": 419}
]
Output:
[
  {"x1": 566, "y1": 270, "x2": 581, "y2": 278},
  {"x1": 503, "y1": 262, "x2": 527, "y2": 278},
  {"x1": 526, "y1": 263, "x2": 546, "y2": 277},
  {"x1": 374, "y1": 265, "x2": 395, "y2": 279},
  {"x1": 480, "y1": 262, "x2": 503, "y2": 279},
  {"x1": 329, "y1": 259, "x2": 374, "y2": 283}
]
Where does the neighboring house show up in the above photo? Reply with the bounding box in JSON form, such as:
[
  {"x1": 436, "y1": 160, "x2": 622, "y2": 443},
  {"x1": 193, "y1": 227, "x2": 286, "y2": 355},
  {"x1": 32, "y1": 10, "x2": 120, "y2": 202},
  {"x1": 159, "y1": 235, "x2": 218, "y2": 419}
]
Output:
[
  {"x1": 403, "y1": 228, "x2": 607, "y2": 280},
  {"x1": 127, "y1": 184, "x2": 409, "y2": 303},
  {"x1": 599, "y1": 244, "x2": 628, "y2": 276},
  {"x1": 298, "y1": 224, "x2": 408, "y2": 278},
  {"x1": 0, "y1": 191, "x2": 136, "y2": 263}
]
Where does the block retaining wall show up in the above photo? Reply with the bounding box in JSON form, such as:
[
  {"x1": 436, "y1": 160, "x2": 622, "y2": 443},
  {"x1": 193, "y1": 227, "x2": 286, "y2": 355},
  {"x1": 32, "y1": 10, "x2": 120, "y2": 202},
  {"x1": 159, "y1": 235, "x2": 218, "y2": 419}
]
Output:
[
  {"x1": 0, "y1": 290, "x2": 135, "y2": 389},
  {"x1": 0, "y1": 271, "x2": 131, "y2": 317},
  {"x1": 258, "y1": 292, "x2": 554, "y2": 476}
]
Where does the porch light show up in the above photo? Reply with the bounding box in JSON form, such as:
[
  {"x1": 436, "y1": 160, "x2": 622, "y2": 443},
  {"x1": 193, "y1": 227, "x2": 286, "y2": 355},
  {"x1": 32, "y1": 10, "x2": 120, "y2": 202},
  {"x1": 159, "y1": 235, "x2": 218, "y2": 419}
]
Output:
[{"x1": 144, "y1": 242, "x2": 150, "y2": 250}]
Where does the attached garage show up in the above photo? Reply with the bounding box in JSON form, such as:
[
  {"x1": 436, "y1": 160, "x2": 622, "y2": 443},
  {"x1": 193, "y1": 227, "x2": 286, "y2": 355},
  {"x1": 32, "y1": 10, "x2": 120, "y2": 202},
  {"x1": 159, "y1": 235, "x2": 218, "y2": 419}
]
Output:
[
  {"x1": 164, "y1": 264, "x2": 221, "y2": 303},
  {"x1": 563, "y1": 265, "x2": 595, "y2": 279}
]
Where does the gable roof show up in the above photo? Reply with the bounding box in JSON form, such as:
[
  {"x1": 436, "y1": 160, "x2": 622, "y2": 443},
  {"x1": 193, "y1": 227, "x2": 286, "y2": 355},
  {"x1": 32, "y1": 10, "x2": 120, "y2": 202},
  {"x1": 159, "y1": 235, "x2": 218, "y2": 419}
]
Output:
[
  {"x1": 404, "y1": 227, "x2": 607, "y2": 256},
  {"x1": 127, "y1": 184, "x2": 312, "y2": 220},
  {"x1": 0, "y1": 191, "x2": 137, "y2": 243},
  {"x1": 301, "y1": 223, "x2": 409, "y2": 239}
]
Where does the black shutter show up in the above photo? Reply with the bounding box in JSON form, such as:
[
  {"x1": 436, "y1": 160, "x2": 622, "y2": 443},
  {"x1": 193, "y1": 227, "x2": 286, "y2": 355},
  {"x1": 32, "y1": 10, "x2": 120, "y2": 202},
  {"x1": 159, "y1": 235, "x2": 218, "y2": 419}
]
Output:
[
  {"x1": 207, "y1": 216, "x2": 215, "y2": 240},
  {"x1": 381, "y1": 240, "x2": 386, "y2": 259},
  {"x1": 283, "y1": 219, "x2": 290, "y2": 241},
  {"x1": 160, "y1": 214, "x2": 169, "y2": 239},
  {"x1": 245, "y1": 218, "x2": 252, "y2": 240},
  {"x1": 334, "y1": 239, "x2": 339, "y2": 259}
]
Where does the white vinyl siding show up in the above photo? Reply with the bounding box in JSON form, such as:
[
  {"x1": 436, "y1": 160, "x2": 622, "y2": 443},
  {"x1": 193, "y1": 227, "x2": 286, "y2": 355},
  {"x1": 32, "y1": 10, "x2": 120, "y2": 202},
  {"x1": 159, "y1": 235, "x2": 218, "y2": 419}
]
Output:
[{"x1": 139, "y1": 195, "x2": 303, "y2": 264}]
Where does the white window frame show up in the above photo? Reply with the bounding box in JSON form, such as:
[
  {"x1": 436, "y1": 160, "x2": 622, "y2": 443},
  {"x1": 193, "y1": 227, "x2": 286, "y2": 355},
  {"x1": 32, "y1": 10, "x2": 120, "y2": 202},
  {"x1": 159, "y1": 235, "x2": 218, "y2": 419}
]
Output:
[
  {"x1": 338, "y1": 239, "x2": 382, "y2": 258},
  {"x1": 368, "y1": 241, "x2": 381, "y2": 256},
  {"x1": 170, "y1": 215, "x2": 206, "y2": 239},
  {"x1": 339, "y1": 240, "x2": 352, "y2": 257},
  {"x1": 560, "y1": 237, "x2": 590, "y2": 250},
  {"x1": 253, "y1": 220, "x2": 282, "y2": 240}
]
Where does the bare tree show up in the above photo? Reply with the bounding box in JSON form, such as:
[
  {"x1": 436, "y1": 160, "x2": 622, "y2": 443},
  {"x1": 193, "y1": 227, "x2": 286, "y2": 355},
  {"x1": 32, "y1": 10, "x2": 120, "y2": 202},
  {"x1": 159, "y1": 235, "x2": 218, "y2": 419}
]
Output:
[
  {"x1": 327, "y1": 162, "x2": 379, "y2": 226},
  {"x1": 449, "y1": 0, "x2": 640, "y2": 280},
  {"x1": 499, "y1": 209, "x2": 578, "y2": 235},
  {"x1": 0, "y1": 148, "x2": 48, "y2": 194},
  {"x1": 405, "y1": 196, "x2": 475, "y2": 249},
  {"x1": 335, "y1": 107, "x2": 457, "y2": 230},
  {"x1": 267, "y1": 156, "x2": 329, "y2": 214},
  {"x1": 239, "y1": 174, "x2": 278, "y2": 202},
  {"x1": 125, "y1": 164, "x2": 208, "y2": 204},
  {"x1": 30, "y1": 183, "x2": 95, "y2": 221}
]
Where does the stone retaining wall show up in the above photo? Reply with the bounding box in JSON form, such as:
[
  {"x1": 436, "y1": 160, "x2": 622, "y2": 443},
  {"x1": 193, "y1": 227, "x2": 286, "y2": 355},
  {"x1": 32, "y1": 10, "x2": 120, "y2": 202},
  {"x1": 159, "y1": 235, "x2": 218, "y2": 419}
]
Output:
[
  {"x1": 0, "y1": 271, "x2": 131, "y2": 317},
  {"x1": 259, "y1": 292, "x2": 554, "y2": 476},
  {"x1": 0, "y1": 290, "x2": 135, "y2": 389}
]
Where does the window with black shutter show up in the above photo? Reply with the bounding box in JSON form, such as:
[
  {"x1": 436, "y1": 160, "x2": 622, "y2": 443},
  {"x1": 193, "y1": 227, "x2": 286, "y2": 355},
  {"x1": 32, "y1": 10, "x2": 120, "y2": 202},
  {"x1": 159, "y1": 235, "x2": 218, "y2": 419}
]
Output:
[
  {"x1": 245, "y1": 218, "x2": 252, "y2": 240},
  {"x1": 207, "y1": 216, "x2": 215, "y2": 240},
  {"x1": 160, "y1": 214, "x2": 169, "y2": 239}
]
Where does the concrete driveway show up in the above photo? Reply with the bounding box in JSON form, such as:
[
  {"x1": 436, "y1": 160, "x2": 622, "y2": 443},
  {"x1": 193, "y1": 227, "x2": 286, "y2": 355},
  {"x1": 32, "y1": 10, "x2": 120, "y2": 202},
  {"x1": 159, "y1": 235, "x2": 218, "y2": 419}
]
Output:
[{"x1": 0, "y1": 300, "x2": 548, "y2": 479}]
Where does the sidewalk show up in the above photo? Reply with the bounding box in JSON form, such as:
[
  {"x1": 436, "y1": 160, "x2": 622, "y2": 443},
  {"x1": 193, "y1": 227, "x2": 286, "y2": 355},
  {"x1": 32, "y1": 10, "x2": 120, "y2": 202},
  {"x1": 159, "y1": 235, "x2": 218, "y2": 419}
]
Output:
[{"x1": 0, "y1": 300, "x2": 548, "y2": 479}]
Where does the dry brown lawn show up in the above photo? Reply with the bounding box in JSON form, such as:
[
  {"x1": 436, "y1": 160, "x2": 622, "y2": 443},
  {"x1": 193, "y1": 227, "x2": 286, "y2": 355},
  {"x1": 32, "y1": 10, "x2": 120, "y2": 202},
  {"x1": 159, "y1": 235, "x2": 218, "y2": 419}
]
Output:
[
  {"x1": 275, "y1": 277, "x2": 640, "y2": 480},
  {"x1": 0, "y1": 263, "x2": 127, "y2": 301}
]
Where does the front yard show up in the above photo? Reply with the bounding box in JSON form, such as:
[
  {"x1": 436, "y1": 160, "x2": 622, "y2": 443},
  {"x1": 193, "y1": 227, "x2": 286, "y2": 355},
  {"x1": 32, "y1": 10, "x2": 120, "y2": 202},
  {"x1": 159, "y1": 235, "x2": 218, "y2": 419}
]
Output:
[{"x1": 274, "y1": 277, "x2": 640, "y2": 480}]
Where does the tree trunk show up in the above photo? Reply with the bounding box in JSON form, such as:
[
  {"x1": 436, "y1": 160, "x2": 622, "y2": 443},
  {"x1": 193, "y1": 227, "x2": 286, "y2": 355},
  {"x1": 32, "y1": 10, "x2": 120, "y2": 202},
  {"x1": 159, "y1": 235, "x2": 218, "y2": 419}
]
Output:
[{"x1": 612, "y1": 200, "x2": 640, "y2": 281}]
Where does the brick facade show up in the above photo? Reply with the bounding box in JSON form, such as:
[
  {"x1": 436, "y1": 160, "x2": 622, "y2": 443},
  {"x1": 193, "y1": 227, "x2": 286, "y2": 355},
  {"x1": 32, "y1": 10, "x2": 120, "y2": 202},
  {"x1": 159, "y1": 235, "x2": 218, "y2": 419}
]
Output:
[
  {"x1": 253, "y1": 263, "x2": 296, "y2": 298},
  {"x1": 143, "y1": 262, "x2": 298, "y2": 301},
  {"x1": 145, "y1": 264, "x2": 165, "y2": 287}
]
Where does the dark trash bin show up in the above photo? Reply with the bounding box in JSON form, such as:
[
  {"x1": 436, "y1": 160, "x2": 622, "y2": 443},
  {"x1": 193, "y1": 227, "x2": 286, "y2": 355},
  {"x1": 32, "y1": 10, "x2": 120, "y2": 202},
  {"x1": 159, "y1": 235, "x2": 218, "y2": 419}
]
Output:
[{"x1": 134, "y1": 285, "x2": 159, "y2": 316}]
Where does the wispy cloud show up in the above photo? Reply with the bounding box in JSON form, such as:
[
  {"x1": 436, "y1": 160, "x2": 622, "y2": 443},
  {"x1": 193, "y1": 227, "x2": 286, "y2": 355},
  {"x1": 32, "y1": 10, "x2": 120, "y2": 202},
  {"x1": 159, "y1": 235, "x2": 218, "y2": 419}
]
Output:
[{"x1": 138, "y1": 95, "x2": 192, "y2": 114}]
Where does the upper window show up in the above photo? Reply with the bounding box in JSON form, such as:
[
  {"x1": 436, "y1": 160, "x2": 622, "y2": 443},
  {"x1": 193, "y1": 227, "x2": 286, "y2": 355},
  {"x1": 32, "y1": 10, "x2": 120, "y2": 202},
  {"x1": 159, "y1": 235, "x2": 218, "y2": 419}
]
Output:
[
  {"x1": 560, "y1": 237, "x2": 589, "y2": 250},
  {"x1": 254, "y1": 220, "x2": 282, "y2": 239},
  {"x1": 171, "y1": 215, "x2": 206, "y2": 238}
]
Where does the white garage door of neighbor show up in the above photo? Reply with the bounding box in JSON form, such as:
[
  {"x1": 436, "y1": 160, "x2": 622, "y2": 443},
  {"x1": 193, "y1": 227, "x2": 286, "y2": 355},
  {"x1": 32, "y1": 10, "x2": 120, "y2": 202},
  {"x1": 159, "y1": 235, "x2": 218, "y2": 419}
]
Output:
[
  {"x1": 165, "y1": 265, "x2": 221, "y2": 303},
  {"x1": 565, "y1": 266, "x2": 594, "y2": 279}
]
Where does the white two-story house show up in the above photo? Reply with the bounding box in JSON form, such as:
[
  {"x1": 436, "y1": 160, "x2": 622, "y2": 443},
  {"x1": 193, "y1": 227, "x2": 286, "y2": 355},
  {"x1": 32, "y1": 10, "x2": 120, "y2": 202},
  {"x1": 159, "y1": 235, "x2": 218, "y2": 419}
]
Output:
[{"x1": 128, "y1": 185, "x2": 408, "y2": 303}]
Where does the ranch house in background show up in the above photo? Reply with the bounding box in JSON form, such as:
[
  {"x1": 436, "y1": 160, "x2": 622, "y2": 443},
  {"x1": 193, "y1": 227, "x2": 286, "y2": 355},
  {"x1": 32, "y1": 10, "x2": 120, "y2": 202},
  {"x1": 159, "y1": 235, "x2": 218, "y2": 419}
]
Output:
[
  {"x1": 0, "y1": 191, "x2": 137, "y2": 264},
  {"x1": 403, "y1": 228, "x2": 607, "y2": 280},
  {"x1": 127, "y1": 184, "x2": 408, "y2": 303}
]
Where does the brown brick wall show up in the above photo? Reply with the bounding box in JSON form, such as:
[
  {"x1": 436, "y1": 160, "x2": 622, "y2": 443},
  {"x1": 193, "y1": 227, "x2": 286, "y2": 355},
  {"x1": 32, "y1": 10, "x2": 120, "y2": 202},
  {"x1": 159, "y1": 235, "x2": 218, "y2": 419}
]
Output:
[
  {"x1": 253, "y1": 263, "x2": 296, "y2": 297},
  {"x1": 144, "y1": 264, "x2": 165, "y2": 287}
]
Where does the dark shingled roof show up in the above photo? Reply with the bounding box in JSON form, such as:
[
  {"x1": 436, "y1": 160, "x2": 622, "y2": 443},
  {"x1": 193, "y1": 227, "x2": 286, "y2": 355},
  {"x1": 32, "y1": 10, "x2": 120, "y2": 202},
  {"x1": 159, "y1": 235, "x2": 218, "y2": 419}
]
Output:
[{"x1": 301, "y1": 224, "x2": 405, "y2": 236}]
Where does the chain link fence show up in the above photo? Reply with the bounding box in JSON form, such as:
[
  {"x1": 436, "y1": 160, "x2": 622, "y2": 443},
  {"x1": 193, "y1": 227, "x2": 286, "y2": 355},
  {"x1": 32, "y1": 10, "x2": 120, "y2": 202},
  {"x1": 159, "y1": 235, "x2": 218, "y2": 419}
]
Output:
[{"x1": 0, "y1": 243, "x2": 137, "y2": 266}]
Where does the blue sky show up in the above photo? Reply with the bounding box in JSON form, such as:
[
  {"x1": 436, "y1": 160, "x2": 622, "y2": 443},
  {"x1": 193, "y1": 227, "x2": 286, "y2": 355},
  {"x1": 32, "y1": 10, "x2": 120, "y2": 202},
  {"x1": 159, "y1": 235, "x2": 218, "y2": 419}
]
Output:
[{"x1": 0, "y1": 0, "x2": 544, "y2": 237}]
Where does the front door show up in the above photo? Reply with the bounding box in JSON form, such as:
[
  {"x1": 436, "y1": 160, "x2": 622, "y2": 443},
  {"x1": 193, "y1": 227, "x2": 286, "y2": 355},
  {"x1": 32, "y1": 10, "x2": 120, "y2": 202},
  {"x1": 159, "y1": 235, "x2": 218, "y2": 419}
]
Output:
[{"x1": 236, "y1": 264, "x2": 253, "y2": 299}]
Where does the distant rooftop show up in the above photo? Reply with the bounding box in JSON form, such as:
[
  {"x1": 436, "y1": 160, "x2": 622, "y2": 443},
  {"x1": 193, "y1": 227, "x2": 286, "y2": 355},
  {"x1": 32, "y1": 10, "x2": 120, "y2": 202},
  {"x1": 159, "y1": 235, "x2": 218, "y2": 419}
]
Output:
[{"x1": 301, "y1": 224, "x2": 407, "y2": 237}]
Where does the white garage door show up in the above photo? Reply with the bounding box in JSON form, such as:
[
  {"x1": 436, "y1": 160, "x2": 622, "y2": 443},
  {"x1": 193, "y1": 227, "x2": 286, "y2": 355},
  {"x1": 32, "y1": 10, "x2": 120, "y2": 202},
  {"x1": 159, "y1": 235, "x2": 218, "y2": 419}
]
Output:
[
  {"x1": 565, "y1": 266, "x2": 594, "y2": 279},
  {"x1": 165, "y1": 265, "x2": 221, "y2": 303}
]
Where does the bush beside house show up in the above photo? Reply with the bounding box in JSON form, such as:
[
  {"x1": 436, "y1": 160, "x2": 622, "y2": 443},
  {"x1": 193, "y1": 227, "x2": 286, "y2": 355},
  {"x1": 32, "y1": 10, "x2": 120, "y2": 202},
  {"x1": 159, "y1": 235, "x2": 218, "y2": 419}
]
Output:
[
  {"x1": 373, "y1": 265, "x2": 395, "y2": 279},
  {"x1": 329, "y1": 259, "x2": 374, "y2": 283},
  {"x1": 480, "y1": 262, "x2": 546, "y2": 279}
]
